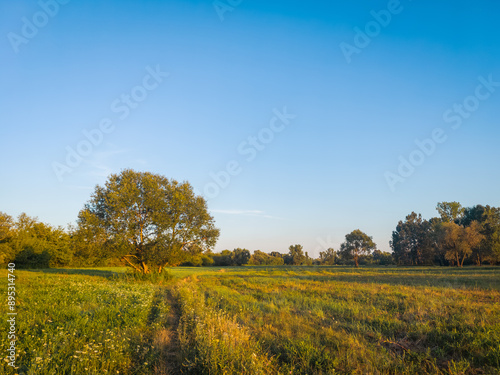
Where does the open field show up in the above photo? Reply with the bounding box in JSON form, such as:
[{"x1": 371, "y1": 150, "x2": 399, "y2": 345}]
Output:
[{"x1": 1, "y1": 266, "x2": 500, "y2": 374}]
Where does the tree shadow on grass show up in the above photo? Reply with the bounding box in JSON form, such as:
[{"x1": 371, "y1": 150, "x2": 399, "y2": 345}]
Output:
[
  {"x1": 25, "y1": 268, "x2": 122, "y2": 278},
  {"x1": 223, "y1": 269, "x2": 500, "y2": 290}
]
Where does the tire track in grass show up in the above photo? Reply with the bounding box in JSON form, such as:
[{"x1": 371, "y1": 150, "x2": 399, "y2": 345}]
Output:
[
  {"x1": 153, "y1": 288, "x2": 182, "y2": 375},
  {"x1": 129, "y1": 286, "x2": 182, "y2": 375}
]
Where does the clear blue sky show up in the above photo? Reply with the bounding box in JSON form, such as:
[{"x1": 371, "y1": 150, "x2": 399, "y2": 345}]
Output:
[{"x1": 1, "y1": 0, "x2": 499, "y2": 256}]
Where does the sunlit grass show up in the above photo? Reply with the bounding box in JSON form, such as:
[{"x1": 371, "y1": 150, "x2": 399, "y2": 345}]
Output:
[
  {"x1": 192, "y1": 266, "x2": 500, "y2": 374},
  {"x1": 1, "y1": 266, "x2": 499, "y2": 374},
  {"x1": 175, "y1": 279, "x2": 278, "y2": 374},
  {"x1": 0, "y1": 269, "x2": 170, "y2": 374}
]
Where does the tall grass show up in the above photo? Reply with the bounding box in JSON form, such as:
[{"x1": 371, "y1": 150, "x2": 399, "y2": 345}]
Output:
[
  {"x1": 0, "y1": 270, "x2": 171, "y2": 374},
  {"x1": 1, "y1": 266, "x2": 499, "y2": 374},
  {"x1": 175, "y1": 278, "x2": 279, "y2": 374},
  {"x1": 194, "y1": 266, "x2": 500, "y2": 374},
  {"x1": 113, "y1": 269, "x2": 174, "y2": 284}
]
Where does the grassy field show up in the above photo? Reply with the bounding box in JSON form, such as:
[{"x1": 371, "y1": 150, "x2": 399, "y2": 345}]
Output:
[{"x1": 1, "y1": 266, "x2": 499, "y2": 374}]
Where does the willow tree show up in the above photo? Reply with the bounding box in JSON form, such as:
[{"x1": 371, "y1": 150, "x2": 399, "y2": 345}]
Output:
[{"x1": 77, "y1": 169, "x2": 220, "y2": 273}]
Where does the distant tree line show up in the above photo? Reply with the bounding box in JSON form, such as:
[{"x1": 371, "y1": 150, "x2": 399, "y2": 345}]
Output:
[
  {"x1": 0, "y1": 212, "x2": 73, "y2": 268},
  {"x1": 0, "y1": 214, "x2": 390, "y2": 268},
  {"x1": 0, "y1": 170, "x2": 221, "y2": 271},
  {"x1": 179, "y1": 242, "x2": 393, "y2": 267},
  {"x1": 391, "y1": 202, "x2": 500, "y2": 266},
  {"x1": 0, "y1": 214, "x2": 386, "y2": 268},
  {"x1": 0, "y1": 170, "x2": 498, "y2": 270}
]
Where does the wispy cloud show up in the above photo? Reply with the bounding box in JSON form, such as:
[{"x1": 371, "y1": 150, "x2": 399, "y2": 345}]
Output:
[
  {"x1": 83, "y1": 145, "x2": 130, "y2": 178},
  {"x1": 210, "y1": 209, "x2": 263, "y2": 215},
  {"x1": 65, "y1": 185, "x2": 94, "y2": 190},
  {"x1": 210, "y1": 209, "x2": 283, "y2": 220}
]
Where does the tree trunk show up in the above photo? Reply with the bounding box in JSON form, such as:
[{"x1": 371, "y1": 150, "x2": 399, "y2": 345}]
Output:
[
  {"x1": 354, "y1": 254, "x2": 359, "y2": 267},
  {"x1": 122, "y1": 256, "x2": 143, "y2": 273}
]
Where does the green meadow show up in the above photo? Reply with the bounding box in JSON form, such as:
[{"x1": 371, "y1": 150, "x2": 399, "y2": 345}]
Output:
[{"x1": 2, "y1": 266, "x2": 500, "y2": 374}]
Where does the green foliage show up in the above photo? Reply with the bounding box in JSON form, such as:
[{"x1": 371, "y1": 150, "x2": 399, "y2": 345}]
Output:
[
  {"x1": 249, "y1": 250, "x2": 284, "y2": 265},
  {"x1": 0, "y1": 270, "x2": 171, "y2": 374},
  {"x1": 437, "y1": 201, "x2": 465, "y2": 223},
  {"x1": 437, "y1": 220, "x2": 484, "y2": 267},
  {"x1": 318, "y1": 248, "x2": 337, "y2": 265},
  {"x1": 114, "y1": 269, "x2": 174, "y2": 283},
  {"x1": 210, "y1": 248, "x2": 255, "y2": 266},
  {"x1": 0, "y1": 211, "x2": 14, "y2": 264},
  {"x1": 212, "y1": 250, "x2": 233, "y2": 266},
  {"x1": 0, "y1": 211, "x2": 14, "y2": 243},
  {"x1": 285, "y1": 244, "x2": 306, "y2": 265},
  {"x1": 231, "y1": 248, "x2": 251, "y2": 266},
  {"x1": 390, "y1": 212, "x2": 435, "y2": 265},
  {"x1": 462, "y1": 205, "x2": 500, "y2": 265},
  {"x1": 14, "y1": 247, "x2": 51, "y2": 268},
  {"x1": 77, "y1": 169, "x2": 220, "y2": 273},
  {"x1": 175, "y1": 281, "x2": 278, "y2": 374},
  {"x1": 178, "y1": 250, "x2": 217, "y2": 267},
  {"x1": 340, "y1": 229, "x2": 376, "y2": 267},
  {"x1": 2, "y1": 199, "x2": 499, "y2": 270},
  {"x1": 201, "y1": 253, "x2": 215, "y2": 266},
  {"x1": 0, "y1": 213, "x2": 72, "y2": 268},
  {"x1": 372, "y1": 249, "x2": 394, "y2": 265},
  {"x1": 69, "y1": 222, "x2": 113, "y2": 267},
  {"x1": 392, "y1": 203, "x2": 500, "y2": 267}
]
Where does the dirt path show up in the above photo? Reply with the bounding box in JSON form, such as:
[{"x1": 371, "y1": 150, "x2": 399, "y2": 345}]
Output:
[
  {"x1": 129, "y1": 286, "x2": 182, "y2": 375},
  {"x1": 151, "y1": 287, "x2": 182, "y2": 375}
]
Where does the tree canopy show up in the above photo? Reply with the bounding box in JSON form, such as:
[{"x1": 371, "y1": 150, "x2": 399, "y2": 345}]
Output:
[
  {"x1": 340, "y1": 230, "x2": 376, "y2": 267},
  {"x1": 436, "y1": 201, "x2": 464, "y2": 223},
  {"x1": 390, "y1": 212, "x2": 434, "y2": 265},
  {"x1": 77, "y1": 169, "x2": 220, "y2": 273},
  {"x1": 390, "y1": 202, "x2": 500, "y2": 266},
  {"x1": 285, "y1": 244, "x2": 306, "y2": 265},
  {"x1": 0, "y1": 212, "x2": 71, "y2": 268},
  {"x1": 1, "y1": 198, "x2": 499, "y2": 269},
  {"x1": 319, "y1": 248, "x2": 336, "y2": 265}
]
